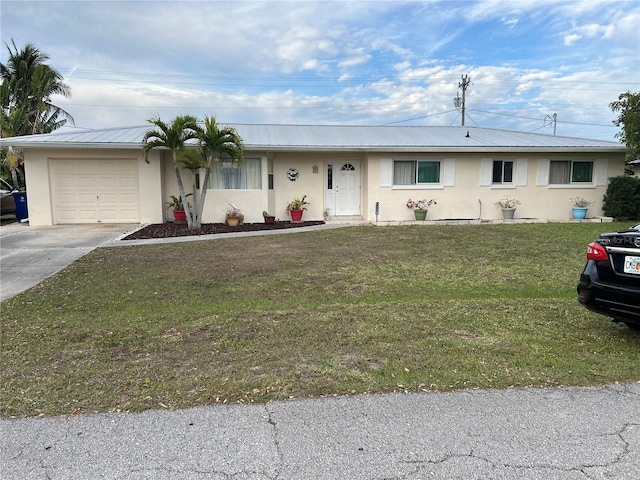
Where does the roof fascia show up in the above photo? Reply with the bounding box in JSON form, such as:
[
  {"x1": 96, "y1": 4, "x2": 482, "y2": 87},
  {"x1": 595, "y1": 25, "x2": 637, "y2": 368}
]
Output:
[{"x1": 0, "y1": 142, "x2": 626, "y2": 155}]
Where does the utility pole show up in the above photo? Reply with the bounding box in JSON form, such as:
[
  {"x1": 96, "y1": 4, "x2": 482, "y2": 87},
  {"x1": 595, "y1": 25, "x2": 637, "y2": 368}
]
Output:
[
  {"x1": 455, "y1": 74, "x2": 471, "y2": 127},
  {"x1": 545, "y1": 113, "x2": 558, "y2": 135}
]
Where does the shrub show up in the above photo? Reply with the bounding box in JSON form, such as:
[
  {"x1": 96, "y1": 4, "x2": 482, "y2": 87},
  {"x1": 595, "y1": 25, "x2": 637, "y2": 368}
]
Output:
[{"x1": 602, "y1": 176, "x2": 640, "y2": 220}]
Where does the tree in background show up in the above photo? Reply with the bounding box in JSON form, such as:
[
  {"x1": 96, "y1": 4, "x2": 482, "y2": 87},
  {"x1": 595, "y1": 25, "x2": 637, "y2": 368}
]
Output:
[
  {"x1": 0, "y1": 40, "x2": 74, "y2": 188},
  {"x1": 610, "y1": 91, "x2": 640, "y2": 170},
  {"x1": 1, "y1": 40, "x2": 74, "y2": 136}
]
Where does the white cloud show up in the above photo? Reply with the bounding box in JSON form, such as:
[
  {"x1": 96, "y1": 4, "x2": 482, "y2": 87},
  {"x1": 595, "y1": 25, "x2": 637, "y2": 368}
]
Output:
[
  {"x1": 2, "y1": 0, "x2": 638, "y2": 141},
  {"x1": 338, "y1": 49, "x2": 371, "y2": 69},
  {"x1": 563, "y1": 34, "x2": 582, "y2": 46},
  {"x1": 501, "y1": 16, "x2": 519, "y2": 29}
]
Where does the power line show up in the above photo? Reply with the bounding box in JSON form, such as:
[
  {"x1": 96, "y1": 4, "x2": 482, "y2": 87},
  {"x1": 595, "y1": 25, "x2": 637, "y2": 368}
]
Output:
[
  {"x1": 60, "y1": 67, "x2": 637, "y2": 92},
  {"x1": 55, "y1": 101, "x2": 618, "y2": 131},
  {"x1": 380, "y1": 109, "x2": 458, "y2": 126},
  {"x1": 468, "y1": 108, "x2": 616, "y2": 128}
]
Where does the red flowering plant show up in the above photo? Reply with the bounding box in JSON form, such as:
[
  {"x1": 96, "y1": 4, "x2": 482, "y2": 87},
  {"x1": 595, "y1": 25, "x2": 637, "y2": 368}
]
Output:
[{"x1": 406, "y1": 198, "x2": 437, "y2": 210}]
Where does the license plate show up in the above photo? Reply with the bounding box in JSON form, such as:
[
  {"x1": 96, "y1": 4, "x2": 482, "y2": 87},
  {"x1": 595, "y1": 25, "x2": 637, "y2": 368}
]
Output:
[{"x1": 623, "y1": 256, "x2": 640, "y2": 275}]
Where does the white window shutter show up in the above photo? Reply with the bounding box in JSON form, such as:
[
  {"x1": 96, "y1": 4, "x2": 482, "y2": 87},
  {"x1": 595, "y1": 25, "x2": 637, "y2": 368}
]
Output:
[
  {"x1": 479, "y1": 158, "x2": 492, "y2": 186},
  {"x1": 443, "y1": 158, "x2": 455, "y2": 186},
  {"x1": 595, "y1": 159, "x2": 608, "y2": 186},
  {"x1": 537, "y1": 159, "x2": 550, "y2": 186},
  {"x1": 380, "y1": 158, "x2": 393, "y2": 187},
  {"x1": 515, "y1": 158, "x2": 528, "y2": 186}
]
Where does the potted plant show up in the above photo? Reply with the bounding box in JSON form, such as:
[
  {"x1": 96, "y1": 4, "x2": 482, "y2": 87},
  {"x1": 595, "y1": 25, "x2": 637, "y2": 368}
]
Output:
[
  {"x1": 286, "y1": 195, "x2": 309, "y2": 223},
  {"x1": 495, "y1": 196, "x2": 520, "y2": 219},
  {"x1": 166, "y1": 194, "x2": 192, "y2": 223},
  {"x1": 570, "y1": 197, "x2": 593, "y2": 219},
  {"x1": 223, "y1": 198, "x2": 244, "y2": 226},
  {"x1": 225, "y1": 207, "x2": 244, "y2": 226},
  {"x1": 406, "y1": 198, "x2": 437, "y2": 221},
  {"x1": 262, "y1": 210, "x2": 276, "y2": 224}
]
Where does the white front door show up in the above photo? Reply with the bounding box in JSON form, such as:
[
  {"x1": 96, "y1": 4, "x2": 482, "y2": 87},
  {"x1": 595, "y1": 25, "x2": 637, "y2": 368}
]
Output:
[{"x1": 326, "y1": 160, "x2": 360, "y2": 216}]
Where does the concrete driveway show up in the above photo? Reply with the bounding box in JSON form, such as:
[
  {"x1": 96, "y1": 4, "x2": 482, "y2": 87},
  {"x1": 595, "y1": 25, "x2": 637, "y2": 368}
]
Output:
[{"x1": 0, "y1": 223, "x2": 138, "y2": 302}]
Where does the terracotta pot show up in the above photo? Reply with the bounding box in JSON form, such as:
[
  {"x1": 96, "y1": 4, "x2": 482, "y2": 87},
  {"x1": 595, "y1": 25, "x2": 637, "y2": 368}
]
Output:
[
  {"x1": 289, "y1": 209, "x2": 304, "y2": 223},
  {"x1": 227, "y1": 216, "x2": 240, "y2": 226},
  {"x1": 264, "y1": 216, "x2": 276, "y2": 224}
]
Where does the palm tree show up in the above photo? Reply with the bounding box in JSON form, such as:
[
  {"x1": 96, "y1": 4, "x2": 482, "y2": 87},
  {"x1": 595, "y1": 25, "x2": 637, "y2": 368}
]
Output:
[
  {"x1": 176, "y1": 148, "x2": 207, "y2": 225},
  {"x1": 1, "y1": 40, "x2": 74, "y2": 188},
  {"x1": 195, "y1": 116, "x2": 244, "y2": 229},
  {"x1": 29, "y1": 63, "x2": 75, "y2": 134},
  {"x1": 142, "y1": 115, "x2": 202, "y2": 228},
  {"x1": 3, "y1": 150, "x2": 22, "y2": 190},
  {"x1": 0, "y1": 40, "x2": 74, "y2": 136}
]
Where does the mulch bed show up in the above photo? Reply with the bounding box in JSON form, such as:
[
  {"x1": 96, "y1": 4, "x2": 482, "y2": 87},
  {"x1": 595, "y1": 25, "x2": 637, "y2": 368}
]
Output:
[{"x1": 123, "y1": 220, "x2": 326, "y2": 240}]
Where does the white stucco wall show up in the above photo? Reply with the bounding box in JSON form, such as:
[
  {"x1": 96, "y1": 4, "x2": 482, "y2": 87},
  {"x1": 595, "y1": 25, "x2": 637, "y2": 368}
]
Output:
[
  {"x1": 365, "y1": 151, "x2": 625, "y2": 222},
  {"x1": 21, "y1": 145, "x2": 626, "y2": 226},
  {"x1": 272, "y1": 152, "x2": 361, "y2": 221},
  {"x1": 140, "y1": 149, "x2": 164, "y2": 224},
  {"x1": 22, "y1": 148, "x2": 54, "y2": 226},
  {"x1": 161, "y1": 153, "x2": 273, "y2": 224},
  {"x1": 23, "y1": 148, "x2": 164, "y2": 226},
  {"x1": 159, "y1": 148, "x2": 623, "y2": 225}
]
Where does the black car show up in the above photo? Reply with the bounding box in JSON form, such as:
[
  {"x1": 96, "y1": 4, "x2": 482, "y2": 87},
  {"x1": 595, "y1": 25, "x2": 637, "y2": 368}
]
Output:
[{"x1": 577, "y1": 223, "x2": 640, "y2": 329}]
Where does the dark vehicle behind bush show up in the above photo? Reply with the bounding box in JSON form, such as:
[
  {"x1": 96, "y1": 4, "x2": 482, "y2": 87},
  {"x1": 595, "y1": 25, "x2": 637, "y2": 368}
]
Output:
[{"x1": 0, "y1": 178, "x2": 17, "y2": 216}]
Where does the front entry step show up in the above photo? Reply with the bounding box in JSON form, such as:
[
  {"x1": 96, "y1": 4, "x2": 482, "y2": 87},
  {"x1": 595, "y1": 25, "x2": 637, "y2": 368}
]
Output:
[{"x1": 325, "y1": 215, "x2": 369, "y2": 225}]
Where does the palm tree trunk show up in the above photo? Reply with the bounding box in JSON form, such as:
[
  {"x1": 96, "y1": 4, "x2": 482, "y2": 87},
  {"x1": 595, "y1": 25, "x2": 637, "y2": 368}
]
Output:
[
  {"x1": 10, "y1": 168, "x2": 19, "y2": 189},
  {"x1": 4, "y1": 151, "x2": 22, "y2": 189},
  {"x1": 174, "y1": 166, "x2": 193, "y2": 228},
  {"x1": 190, "y1": 177, "x2": 199, "y2": 230},
  {"x1": 194, "y1": 169, "x2": 211, "y2": 229}
]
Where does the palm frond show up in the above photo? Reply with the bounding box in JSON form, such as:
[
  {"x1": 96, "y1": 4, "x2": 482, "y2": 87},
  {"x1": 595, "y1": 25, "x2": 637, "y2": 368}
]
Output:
[
  {"x1": 198, "y1": 115, "x2": 244, "y2": 165},
  {"x1": 1, "y1": 39, "x2": 72, "y2": 136}
]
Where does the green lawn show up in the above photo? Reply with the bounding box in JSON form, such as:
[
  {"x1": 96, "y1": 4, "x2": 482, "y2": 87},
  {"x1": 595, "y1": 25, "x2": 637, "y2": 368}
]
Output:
[{"x1": 2, "y1": 222, "x2": 639, "y2": 418}]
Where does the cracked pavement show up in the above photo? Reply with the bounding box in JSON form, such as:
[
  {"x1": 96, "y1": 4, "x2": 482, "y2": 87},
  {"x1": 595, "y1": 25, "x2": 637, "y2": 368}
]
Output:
[{"x1": 2, "y1": 383, "x2": 639, "y2": 479}]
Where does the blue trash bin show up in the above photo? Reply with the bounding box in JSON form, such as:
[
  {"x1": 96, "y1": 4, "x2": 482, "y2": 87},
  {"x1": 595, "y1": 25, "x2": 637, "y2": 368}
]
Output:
[{"x1": 12, "y1": 191, "x2": 28, "y2": 222}]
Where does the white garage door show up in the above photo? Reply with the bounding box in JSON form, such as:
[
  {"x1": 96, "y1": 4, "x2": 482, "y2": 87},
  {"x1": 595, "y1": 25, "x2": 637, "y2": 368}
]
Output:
[{"x1": 51, "y1": 159, "x2": 140, "y2": 224}]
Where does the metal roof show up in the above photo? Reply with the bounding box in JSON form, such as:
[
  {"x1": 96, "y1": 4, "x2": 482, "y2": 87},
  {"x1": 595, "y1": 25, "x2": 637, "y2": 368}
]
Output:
[{"x1": 0, "y1": 124, "x2": 626, "y2": 153}]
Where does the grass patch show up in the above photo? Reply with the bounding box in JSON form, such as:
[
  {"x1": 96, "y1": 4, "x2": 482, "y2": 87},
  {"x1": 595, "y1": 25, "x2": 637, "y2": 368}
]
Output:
[{"x1": 2, "y1": 222, "x2": 639, "y2": 417}]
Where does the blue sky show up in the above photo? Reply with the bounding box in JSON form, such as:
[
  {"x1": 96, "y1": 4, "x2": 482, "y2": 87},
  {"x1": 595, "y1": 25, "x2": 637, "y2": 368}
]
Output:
[{"x1": 2, "y1": 0, "x2": 639, "y2": 141}]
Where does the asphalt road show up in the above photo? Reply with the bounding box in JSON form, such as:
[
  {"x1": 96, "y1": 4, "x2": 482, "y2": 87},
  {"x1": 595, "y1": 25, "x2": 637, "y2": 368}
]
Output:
[
  {"x1": 1, "y1": 222, "x2": 639, "y2": 479},
  {"x1": 2, "y1": 384, "x2": 639, "y2": 479}
]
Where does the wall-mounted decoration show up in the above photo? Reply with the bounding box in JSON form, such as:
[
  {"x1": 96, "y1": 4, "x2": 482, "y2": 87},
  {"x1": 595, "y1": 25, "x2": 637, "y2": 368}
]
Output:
[{"x1": 287, "y1": 168, "x2": 299, "y2": 181}]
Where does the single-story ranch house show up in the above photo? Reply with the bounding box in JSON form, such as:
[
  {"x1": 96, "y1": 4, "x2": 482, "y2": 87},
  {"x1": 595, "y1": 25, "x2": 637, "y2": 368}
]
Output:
[{"x1": 0, "y1": 124, "x2": 627, "y2": 226}]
